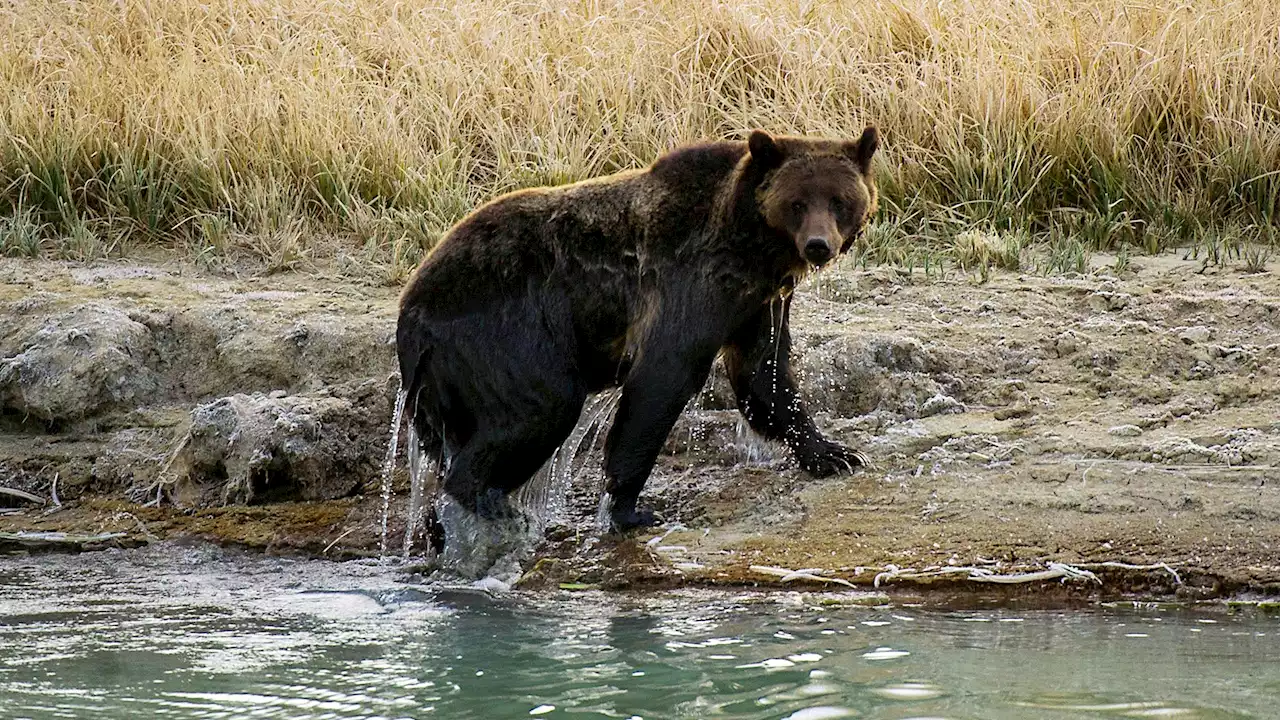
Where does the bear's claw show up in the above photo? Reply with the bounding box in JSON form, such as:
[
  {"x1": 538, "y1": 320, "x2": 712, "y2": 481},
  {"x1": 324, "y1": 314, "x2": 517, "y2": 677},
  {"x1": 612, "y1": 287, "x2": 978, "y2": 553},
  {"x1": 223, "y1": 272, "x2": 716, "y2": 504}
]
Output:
[{"x1": 798, "y1": 440, "x2": 870, "y2": 477}]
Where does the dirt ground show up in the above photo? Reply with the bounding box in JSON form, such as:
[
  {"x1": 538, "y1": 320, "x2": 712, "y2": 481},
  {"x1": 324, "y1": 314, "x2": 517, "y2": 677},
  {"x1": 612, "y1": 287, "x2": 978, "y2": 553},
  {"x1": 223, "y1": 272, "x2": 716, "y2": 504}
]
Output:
[{"x1": 2, "y1": 252, "x2": 1277, "y2": 601}]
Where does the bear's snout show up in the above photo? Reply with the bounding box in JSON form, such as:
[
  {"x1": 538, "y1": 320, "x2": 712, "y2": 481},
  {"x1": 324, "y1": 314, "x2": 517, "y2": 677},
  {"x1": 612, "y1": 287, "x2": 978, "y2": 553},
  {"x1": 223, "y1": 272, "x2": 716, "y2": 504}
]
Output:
[{"x1": 804, "y1": 237, "x2": 833, "y2": 265}]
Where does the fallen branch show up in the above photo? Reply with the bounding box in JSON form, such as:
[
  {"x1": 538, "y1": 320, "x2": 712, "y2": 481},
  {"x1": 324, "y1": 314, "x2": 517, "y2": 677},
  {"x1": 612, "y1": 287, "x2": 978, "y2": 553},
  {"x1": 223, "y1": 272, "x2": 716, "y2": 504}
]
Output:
[
  {"x1": 874, "y1": 562, "x2": 1105, "y2": 587},
  {"x1": 750, "y1": 565, "x2": 857, "y2": 588},
  {"x1": 746, "y1": 558, "x2": 1186, "y2": 590},
  {"x1": 1072, "y1": 561, "x2": 1183, "y2": 585},
  {"x1": 0, "y1": 487, "x2": 45, "y2": 505},
  {"x1": 0, "y1": 531, "x2": 129, "y2": 551},
  {"x1": 870, "y1": 560, "x2": 1189, "y2": 588}
]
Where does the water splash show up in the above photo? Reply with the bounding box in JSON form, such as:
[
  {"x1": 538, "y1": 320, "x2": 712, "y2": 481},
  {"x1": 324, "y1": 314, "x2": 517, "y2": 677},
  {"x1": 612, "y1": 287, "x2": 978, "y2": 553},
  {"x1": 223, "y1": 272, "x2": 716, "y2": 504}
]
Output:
[
  {"x1": 734, "y1": 417, "x2": 783, "y2": 465},
  {"x1": 379, "y1": 388, "x2": 407, "y2": 559},
  {"x1": 433, "y1": 390, "x2": 622, "y2": 581},
  {"x1": 520, "y1": 390, "x2": 621, "y2": 523},
  {"x1": 434, "y1": 495, "x2": 536, "y2": 582},
  {"x1": 596, "y1": 492, "x2": 614, "y2": 532}
]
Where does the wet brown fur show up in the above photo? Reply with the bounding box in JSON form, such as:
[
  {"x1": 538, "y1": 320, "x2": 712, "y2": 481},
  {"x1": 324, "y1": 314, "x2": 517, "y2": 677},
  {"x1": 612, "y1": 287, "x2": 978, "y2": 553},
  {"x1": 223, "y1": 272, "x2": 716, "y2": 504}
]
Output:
[{"x1": 397, "y1": 127, "x2": 880, "y2": 533}]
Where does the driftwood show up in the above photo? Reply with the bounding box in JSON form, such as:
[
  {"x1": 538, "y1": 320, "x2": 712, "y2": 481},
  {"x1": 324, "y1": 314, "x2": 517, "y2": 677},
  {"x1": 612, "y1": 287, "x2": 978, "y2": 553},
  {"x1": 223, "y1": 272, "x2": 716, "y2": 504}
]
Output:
[
  {"x1": 747, "y1": 560, "x2": 1183, "y2": 589},
  {"x1": 0, "y1": 531, "x2": 131, "y2": 551},
  {"x1": 0, "y1": 487, "x2": 45, "y2": 505}
]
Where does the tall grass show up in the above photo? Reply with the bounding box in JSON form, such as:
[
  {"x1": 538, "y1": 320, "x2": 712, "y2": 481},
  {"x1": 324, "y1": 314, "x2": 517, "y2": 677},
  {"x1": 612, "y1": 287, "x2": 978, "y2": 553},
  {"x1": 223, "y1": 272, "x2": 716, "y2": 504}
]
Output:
[{"x1": 2, "y1": 0, "x2": 1277, "y2": 275}]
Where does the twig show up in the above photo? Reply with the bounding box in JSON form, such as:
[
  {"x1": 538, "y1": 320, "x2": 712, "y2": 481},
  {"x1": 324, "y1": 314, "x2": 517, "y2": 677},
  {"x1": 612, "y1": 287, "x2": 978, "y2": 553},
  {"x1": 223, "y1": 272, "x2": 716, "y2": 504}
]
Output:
[
  {"x1": 645, "y1": 524, "x2": 690, "y2": 548},
  {"x1": 323, "y1": 527, "x2": 357, "y2": 554},
  {"x1": 50, "y1": 473, "x2": 61, "y2": 507},
  {"x1": 105, "y1": 512, "x2": 157, "y2": 541}
]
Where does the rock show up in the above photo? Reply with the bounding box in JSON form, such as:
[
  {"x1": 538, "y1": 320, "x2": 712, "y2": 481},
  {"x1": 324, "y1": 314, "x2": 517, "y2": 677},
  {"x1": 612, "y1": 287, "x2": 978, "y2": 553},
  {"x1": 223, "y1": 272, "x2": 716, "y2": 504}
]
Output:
[
  {"x1": 1177, "y1": 326, "x2": 1213, "y2": 344},
  {"x1": 1107, "y1": 424, "x2": 1143, "y2": 437},
  {"x1": 0, "y1": 304, "x2": 159, "y2": 424},
  {"x1": 165, "y1": 383, "x2": 388, "y2": 506},
  {"x1": 920, "y1": 394, "x2": 966, "y2": 417},
  {"x1": 1052, "y1": 332, "x2": 1080, "y2": 358},
  {"x1": 796, "y1": 334, "x2": 938, "y2": 418},
  {"x1": 1209, "y1": 345, "x2": 1251, "y2": 361},
  {"x1": 1087, "y1": 291, "x2": 1131, "y2": 312},
  {"x1": 993, "y1": 405, "x2": 1033, "y2": 420}
]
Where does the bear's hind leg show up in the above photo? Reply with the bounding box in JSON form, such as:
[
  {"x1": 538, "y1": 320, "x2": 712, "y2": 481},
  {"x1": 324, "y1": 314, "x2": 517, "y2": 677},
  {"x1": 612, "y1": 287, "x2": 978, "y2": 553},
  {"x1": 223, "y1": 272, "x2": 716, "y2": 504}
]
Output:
[{"x1": 443, "y1": 391, "x2": 586, "y2": 520}]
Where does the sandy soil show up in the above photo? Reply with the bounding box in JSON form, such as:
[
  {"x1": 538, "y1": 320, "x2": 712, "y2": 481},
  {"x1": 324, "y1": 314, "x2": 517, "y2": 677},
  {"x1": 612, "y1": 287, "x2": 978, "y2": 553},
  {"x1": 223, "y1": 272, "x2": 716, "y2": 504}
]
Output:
[{"x1": 2, "y1": 252, "x2": 1277, "y2": 600}]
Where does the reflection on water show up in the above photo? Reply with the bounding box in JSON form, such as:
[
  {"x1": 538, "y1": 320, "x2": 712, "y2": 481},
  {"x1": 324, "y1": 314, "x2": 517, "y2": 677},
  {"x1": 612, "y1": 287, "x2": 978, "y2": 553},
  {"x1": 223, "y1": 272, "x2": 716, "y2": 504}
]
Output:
[{"x1": 1, "y1": 545, "x2": 1277, "y2": 719}]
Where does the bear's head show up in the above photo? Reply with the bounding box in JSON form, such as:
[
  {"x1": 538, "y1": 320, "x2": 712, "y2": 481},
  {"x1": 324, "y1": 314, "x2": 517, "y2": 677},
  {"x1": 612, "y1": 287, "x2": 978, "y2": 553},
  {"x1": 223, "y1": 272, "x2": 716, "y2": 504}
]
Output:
[{"x1": 750, "y1": 127, "x2": 879, "y2": 268}]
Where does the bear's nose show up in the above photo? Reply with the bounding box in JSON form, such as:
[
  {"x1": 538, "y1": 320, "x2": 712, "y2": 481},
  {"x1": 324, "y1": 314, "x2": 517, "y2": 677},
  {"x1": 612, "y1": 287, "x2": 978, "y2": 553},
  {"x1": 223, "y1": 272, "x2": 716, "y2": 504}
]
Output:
[{"x1": 804, "y1": 237, "x2": 833, "y2": 265}]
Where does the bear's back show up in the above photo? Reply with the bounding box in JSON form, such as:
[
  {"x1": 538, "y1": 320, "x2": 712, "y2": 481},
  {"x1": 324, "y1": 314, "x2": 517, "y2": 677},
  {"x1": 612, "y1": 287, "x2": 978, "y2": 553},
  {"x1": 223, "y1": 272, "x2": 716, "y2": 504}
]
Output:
[
  {"x1": 648, "y1": 141, "x2": 746, "y2": 189},
  {"x1": 400, "y1": 140, "x2": 750, "y2": 315}
]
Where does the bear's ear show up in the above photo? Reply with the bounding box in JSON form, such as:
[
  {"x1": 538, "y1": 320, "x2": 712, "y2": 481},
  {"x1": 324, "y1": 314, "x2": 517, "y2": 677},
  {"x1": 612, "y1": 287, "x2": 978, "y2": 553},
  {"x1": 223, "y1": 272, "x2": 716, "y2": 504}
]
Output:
[
  {"x1": 847, "y1": 125, "x2": 879, "y2": 174},
  {"x1": 748, "y1": 130, "x2": 784, "y2": 169}
]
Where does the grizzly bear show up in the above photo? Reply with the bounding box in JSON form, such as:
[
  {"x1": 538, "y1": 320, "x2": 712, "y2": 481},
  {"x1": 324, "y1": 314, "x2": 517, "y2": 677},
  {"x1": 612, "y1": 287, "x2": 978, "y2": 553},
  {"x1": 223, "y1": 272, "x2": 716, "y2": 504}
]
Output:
[{"x1": 397, "y1": 127, "x2": 879, "y2": 532}]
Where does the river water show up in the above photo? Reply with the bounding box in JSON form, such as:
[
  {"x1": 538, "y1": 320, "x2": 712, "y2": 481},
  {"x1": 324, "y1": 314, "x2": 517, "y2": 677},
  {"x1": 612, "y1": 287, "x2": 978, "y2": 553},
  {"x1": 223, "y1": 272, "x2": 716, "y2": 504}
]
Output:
[{"x1": 1, "y1": 545, "x2": 1276, "y2": 719}]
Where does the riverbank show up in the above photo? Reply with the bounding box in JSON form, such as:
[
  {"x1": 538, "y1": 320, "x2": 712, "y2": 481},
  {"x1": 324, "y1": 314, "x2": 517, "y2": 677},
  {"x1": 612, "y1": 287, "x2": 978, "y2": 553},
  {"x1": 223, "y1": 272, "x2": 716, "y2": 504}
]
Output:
[{"x1": 2, "y1": 252, "x2": 1278, "y2": 600}]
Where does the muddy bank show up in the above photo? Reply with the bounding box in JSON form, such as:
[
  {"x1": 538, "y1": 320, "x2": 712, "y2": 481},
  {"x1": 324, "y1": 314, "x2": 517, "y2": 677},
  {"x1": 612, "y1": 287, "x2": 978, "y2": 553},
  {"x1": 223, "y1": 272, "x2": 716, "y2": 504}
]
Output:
[{"x1": 2, "y1": 255, "x2": 1278, "y2": 600}]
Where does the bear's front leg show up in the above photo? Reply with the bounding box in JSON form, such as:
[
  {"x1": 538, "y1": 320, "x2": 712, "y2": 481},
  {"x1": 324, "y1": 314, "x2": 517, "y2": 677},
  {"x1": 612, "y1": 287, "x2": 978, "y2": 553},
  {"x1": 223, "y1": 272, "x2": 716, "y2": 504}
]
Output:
[
  {"x1": 603, "y1": 330, "x2": 720, "y2": 532},
  {"x1": 723, "y1": 295, "x2": 868, "y2": 476}
]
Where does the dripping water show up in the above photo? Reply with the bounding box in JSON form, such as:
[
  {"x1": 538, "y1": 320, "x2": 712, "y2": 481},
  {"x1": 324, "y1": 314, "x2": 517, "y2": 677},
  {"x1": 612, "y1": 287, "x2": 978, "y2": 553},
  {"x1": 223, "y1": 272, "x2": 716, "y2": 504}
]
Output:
[
  {"x1": 528, "y1": 389, "x2": 621, "y2": 524},
  {"x1": 595, "y1": 492, "x2": 613, "y2": 531},
  {"x1": 379, "y1": 388, "x2": 407, "y2": 559},
  {"x1": 683, "y1": 374, "x2": 716, "y2": 457},
  {"x1": 401, "y1": 422, "x2": 438, "y2": 560},
  {"x1": 769, "y1": 296, "x2": 782, "y2": 418}
]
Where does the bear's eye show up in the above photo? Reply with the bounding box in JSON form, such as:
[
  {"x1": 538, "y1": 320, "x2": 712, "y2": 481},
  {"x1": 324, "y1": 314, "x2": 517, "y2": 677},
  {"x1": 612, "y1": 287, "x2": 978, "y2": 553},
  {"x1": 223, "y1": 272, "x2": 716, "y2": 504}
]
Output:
[
  {"x1": 790, "y1": 200, "x2": 805, "y2": 215},
  {"x1": 831, "y1": 196, "x2": 854, "y2": 224}
]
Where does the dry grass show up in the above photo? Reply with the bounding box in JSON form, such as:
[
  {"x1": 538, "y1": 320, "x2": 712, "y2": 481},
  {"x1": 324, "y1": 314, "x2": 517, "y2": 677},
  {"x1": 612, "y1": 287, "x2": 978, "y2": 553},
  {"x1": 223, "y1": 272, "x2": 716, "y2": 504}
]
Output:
[{"x1": 2, "y1": 0, "x2": 1278, "y2": 278}]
